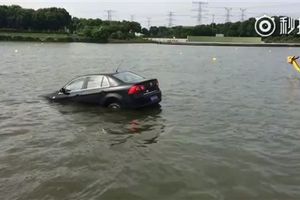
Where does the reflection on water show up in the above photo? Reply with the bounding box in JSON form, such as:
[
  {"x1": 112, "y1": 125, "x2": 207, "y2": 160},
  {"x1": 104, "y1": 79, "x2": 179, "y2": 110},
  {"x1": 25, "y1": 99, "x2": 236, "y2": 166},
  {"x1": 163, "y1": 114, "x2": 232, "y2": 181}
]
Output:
[{"x1": 54, "y1": 102, "x2": 165, "y2": 146}]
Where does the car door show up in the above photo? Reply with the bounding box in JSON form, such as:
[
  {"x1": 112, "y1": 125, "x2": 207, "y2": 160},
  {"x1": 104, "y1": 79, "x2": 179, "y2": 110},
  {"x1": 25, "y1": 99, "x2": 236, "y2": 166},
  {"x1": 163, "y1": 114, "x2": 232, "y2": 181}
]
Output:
[
  {"x1": 77, "y1": 75, "x2": 110, "y2": 104},
  {"x1": 63, "y1": 77, "x2": 86, "y2": 102}
]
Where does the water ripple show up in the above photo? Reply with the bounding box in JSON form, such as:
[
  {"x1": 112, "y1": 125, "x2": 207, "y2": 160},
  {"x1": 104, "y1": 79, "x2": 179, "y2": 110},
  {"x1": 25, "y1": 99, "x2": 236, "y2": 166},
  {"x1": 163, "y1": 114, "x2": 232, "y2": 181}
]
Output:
[{"x1": 0, "y1": 43, "x2": 300, "y2": 199}]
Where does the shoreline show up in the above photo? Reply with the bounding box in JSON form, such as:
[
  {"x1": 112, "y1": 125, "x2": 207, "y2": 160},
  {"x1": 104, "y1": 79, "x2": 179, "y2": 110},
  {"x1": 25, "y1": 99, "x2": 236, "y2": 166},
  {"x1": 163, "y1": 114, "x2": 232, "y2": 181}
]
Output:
[
  {"x1": 157, "y1": 41, "x2": 300, "y2": 47},
  {"x1": 1, "y1": 34, "x2": 300, "y2": 47},
  {"x1": 0, "y1": 32, "x2": 155, "y2": 44}
]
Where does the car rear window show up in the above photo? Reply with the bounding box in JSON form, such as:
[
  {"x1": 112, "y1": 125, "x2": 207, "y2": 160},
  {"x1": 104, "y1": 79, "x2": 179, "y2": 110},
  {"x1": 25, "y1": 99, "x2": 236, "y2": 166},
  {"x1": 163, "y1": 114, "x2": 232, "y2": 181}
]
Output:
[{"x1": 113, "y1": 72, "x2": 145, "y2": 83}]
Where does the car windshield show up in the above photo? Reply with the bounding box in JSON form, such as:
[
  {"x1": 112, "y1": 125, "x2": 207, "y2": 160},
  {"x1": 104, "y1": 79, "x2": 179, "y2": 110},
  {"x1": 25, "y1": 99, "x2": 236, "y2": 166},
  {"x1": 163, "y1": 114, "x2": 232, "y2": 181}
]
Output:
[{"x1": 113, "y1": 72, "x2": 145, "y2": 83}]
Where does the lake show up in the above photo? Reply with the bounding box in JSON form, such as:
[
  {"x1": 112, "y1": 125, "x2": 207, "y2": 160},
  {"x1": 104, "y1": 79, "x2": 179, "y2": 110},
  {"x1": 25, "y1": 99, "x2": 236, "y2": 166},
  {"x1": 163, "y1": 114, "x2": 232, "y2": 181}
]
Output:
[{"x1": 0, "y1": 42, "x2": 300, "y2": 200}]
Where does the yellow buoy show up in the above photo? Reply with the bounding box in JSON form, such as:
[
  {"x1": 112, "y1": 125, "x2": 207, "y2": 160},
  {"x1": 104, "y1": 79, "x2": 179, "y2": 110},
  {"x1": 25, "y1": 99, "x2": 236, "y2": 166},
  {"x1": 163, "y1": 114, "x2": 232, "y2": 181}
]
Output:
[{"x1": 287, "y1": 56, "x2": 300, "y2": 73}]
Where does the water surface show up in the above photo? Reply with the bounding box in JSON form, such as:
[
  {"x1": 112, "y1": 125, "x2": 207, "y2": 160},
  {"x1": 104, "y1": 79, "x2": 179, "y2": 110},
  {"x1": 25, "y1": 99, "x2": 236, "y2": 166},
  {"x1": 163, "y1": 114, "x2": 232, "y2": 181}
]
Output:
[{"x1": 0, "y1": 42, "x2": 300, "y2": 200}]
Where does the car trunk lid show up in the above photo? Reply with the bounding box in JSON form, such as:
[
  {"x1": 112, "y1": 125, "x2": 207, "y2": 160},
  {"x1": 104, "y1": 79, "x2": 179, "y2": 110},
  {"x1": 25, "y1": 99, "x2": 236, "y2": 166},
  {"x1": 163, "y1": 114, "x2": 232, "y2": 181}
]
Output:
[
  {"x1": 138, "y1": 79, "x2": 159, "y2": 94},
  {"x1": 128, "y1": 79, "x2": 159, "y2": 95}
]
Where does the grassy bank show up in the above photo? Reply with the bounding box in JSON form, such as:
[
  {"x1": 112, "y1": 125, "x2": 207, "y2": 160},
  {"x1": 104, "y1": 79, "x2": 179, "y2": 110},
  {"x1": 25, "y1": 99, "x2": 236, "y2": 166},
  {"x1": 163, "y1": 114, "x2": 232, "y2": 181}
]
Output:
[
  {"x1": 158, "y1": 41, "x2": 300, "y2": 47},
  {"x1": 187, "y1": 36, "x2": 262, "y2": 44},
  {"x1": 108, "y1": 38, "x2": 155, "y2": 44},
  {"x1": 4, "y1": 31, "x2": 299, "y2": 46},
  {"x1": 0, "y1": 32, "x2": 105, "y2": 43},
  {"x1": 0, "y1": 32, "x2": 154, "y2": 43},
  {"x1": 263, "y1": 36, "x2": 300, "y2": 43}
]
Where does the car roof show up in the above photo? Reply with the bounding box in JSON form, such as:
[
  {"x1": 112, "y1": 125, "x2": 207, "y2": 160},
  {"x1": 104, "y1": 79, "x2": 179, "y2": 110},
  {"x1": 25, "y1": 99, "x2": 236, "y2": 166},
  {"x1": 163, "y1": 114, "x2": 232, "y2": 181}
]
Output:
[
  {"x1": 64, "y1": 71, "x2": 146, "y2": 86},
  {"x1": 73, "y1": 71, "x2": 130, "y2": 79}
]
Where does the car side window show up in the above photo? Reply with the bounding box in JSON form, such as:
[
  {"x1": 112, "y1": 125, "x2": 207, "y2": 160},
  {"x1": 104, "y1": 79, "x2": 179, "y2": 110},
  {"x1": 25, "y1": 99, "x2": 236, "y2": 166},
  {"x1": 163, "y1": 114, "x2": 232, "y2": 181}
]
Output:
[
  {"x1": 101, "y1": 76, "x2": 110, "y2": 88},
  {"x1": 108, "y1": 77, "x2": 118, "y2": 87},
  {"x1": 65, "y1": 78, "x2": 85, "y2": 91},
  {"x1": 86, "y1": 76, "x2": 103, "y2": 90}
]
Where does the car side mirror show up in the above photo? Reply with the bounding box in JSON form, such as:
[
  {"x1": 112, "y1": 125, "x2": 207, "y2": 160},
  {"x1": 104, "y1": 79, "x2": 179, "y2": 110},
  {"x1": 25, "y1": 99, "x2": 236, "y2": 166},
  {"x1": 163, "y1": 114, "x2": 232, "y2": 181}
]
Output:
[{"x1": 60, "y1": 88, "x2": 71, "y2": 95}]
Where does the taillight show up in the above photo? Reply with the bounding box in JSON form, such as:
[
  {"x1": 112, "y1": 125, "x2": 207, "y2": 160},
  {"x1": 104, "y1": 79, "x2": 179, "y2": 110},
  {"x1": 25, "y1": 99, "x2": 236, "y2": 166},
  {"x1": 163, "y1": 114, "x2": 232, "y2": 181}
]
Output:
[
  {"x1": 128, "y1": 85, "x2": 145, "y2": 95},
  {"x1": 140, "y1": 85, "x2": 145, "y2": 90}
]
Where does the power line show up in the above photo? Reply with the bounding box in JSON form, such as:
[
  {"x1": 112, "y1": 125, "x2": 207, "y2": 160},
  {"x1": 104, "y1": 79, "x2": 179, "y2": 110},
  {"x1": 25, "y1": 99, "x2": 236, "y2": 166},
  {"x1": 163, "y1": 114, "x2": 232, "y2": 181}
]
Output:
[
  {"x1": 130, "y1": 14, "x2": 135, "y2": 21},
  {"x1": 167, "y1": 11, "x2": 175, "y2": 27},
  {"x1": 240, "y1": 8, "x2": 247, "y2": 21},
  {"x1": 192, "y1": 1, "x2": 208, "y2": 25},
  {"x1": 147, "y1": 17, "x2": 151, "y2": 28},
  {"x1": 104, "y1": 10, "x2": 114, "y2": 21},
  {"x1": 212, "y1": 14, "x2": 215, "y2": 24},
  {"x1": 224, "y1": 7, "x2": 233, "y2": 23}
]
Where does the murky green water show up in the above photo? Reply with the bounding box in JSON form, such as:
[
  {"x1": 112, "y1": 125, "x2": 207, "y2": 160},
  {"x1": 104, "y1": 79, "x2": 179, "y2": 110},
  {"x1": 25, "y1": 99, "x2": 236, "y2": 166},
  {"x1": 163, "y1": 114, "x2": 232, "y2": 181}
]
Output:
[{"x1": 1, "y1": 42, "x2": 300, "y2": 200}]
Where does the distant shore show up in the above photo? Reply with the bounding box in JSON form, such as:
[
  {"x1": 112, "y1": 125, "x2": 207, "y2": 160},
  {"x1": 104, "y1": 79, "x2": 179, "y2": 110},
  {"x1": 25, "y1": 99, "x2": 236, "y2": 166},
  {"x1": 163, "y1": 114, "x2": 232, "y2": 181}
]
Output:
[
  {"x1": 149, "y1": 37, "x2": 300, "y2": 47},
  {"x1": 1, "y1": 32, "x2": 300, "y2": 47},
  {"x1": 0, "y1": 31, "x2": 154, "y2": 44},
  {"x1": 157, "y1": 41, "x2": 300, "y2": 47}
]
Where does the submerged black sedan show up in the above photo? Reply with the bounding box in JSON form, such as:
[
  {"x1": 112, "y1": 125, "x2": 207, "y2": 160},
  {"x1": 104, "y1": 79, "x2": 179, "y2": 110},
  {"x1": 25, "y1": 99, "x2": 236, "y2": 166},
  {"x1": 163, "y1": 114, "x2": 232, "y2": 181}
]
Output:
[{"x1": 46, "y1": 71, "x2": 162, "y2": 109}]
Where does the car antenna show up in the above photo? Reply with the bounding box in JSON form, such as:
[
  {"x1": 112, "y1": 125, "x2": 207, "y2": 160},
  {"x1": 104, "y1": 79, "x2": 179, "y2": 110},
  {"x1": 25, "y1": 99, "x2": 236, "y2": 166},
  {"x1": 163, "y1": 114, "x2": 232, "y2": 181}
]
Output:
[{"x1": 115, "y1": 60, "x2": 124, "y2": 73}]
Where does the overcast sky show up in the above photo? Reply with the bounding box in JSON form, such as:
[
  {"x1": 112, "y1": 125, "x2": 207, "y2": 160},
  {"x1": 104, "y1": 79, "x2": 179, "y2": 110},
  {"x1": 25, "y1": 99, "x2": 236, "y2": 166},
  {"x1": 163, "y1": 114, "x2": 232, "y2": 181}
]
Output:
[{"x1": 0, "y1": 0, "x2": 299, "y2": 27}]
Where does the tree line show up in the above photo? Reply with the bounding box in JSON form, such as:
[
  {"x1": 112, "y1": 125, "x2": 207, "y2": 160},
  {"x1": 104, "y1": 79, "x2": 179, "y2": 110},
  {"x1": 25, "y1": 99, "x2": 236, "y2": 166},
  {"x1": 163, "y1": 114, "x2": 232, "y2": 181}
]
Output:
[
  {"x1": 1, "y1": 5, "x2": 299, "y2": 42},
  {"x1": 0, "y1": 5, "x2": 142, "y2": 41},
  {"x1": 143, "y1": 16, "x2": 300, "y2": 42},
  {"x1": 142, "y1": 18, "x2": 257, "y2": 38},
  {"x1": 0, "y1": 5, "x2": 71, "y2": 31},
  {"x1": 71, "y1": 18, "x2": 141, "y2": 41}
]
